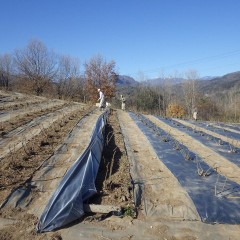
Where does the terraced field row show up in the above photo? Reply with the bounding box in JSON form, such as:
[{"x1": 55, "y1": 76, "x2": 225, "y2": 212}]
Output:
[{"x1": 0, "y1": 90, "x2": 240, "y2": 240}]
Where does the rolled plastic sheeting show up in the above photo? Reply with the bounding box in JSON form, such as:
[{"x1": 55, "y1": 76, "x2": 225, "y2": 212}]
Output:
[{"x1": 36, "y1": 111, "x2": 108, "y2": 232}]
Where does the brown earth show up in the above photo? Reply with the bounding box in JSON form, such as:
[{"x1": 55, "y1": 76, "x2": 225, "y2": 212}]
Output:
[
  {"x1": 0, "y1": 90, "x2": 240, "y2": 240},
  {"x1": 0, "y1": 91, "x2": 133, "y2": 240}
]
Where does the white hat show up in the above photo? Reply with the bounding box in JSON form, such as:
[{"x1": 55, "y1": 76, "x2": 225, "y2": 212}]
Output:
[{"x1": 98, "y1": 88, "x2": 100, "y2": 92}]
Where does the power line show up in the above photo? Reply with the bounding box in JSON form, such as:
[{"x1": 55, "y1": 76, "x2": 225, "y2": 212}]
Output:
[
  {"x1": 130, "y1": 49, "x2": 240, "y2": 76},
  {"x1": 201, "y1": 62, "x2": 240, "y2": 72}
]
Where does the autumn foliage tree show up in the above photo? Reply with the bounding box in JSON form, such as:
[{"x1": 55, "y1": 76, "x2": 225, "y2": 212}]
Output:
[
  {"x1": 166, "y1": 103, "x2": 185, "y2": 118},
  {"x1": 84, "y1": 55, "x2": 117, "y2": 103}
]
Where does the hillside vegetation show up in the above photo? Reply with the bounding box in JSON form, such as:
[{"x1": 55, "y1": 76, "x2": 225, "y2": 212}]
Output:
[
  {"x1": 116, "y1": 71, "x2": 240, "y2": 122},
  {"x1": 0, "y1": 39, "x2": 239, "y2": 122}
]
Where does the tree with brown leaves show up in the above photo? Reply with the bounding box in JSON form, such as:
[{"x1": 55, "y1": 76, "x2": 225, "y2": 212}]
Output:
[
  {"x1": 166, "y1": 103, "x2": 185, "y2": 118},
  {"x1": 84, "y1": 55, "x2": 117, "y2": 103}
]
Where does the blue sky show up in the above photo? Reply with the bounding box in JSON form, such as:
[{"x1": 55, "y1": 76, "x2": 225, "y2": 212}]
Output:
[{"x1": 1, "y1": 0, "x2": 240, "y2": 79}]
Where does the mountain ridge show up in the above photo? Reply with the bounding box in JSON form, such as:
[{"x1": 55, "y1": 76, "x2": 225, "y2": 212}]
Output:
[{"x1": 116, "y1": 71, "x2": 240, "y2": 94}]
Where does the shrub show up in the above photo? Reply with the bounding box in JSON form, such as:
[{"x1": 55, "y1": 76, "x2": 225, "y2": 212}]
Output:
[{"x1": 166, "y1": 103, "x2": 185, "y2": 118}]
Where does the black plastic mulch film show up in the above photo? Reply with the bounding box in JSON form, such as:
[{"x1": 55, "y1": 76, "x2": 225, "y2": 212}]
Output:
[
  {"x1": 190, "y1": 120, "x2": 240, "y2": 141},
  {"x1": 129, "y1": 112, "x2": 240, "y2": 224},
  {"x1": 36, "y1": 110, "x2": 109, "y2": 232},
  {"x1": 157, "y1": 117, "x2": 240, "y2": 167}
]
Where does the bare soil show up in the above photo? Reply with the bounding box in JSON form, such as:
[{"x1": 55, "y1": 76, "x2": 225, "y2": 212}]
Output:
[
  {"x1": 88, "y1": 109, "x2": 133, "y2": 207},
  {"x1": 0, "y1": 90, "x2": 240, "y2": 240},
  {"x1": 0, "y1": 91, "x2": 133, "y2": 240}
]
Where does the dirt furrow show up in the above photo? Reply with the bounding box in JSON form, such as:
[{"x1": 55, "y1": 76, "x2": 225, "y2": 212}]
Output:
[
  {"x1": 118, "y1": 111, "x2": 200, "y2": 221},
  {"x1": 0, "y1": 104, "x2": 84, "y2": 159},
  {"x1": 1, "y1": 89, "x2": 240, "y2": 240},
  {"x1": 0, "y1": 99, "x2": 66, "y2": 123},
  {"x1": 0, "y1": 106, "x2": 95, "y2": 204},
  {"x1": 0, "y1": 97, "x2": 46, "y2": 111}
]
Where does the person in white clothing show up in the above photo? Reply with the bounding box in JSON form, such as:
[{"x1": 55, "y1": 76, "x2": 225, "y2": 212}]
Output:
[
  {"x1": 193, "y1": 110, "x2": 198, "y2": 121},
  {"x1": 120, "y1": 95, "x2": 126, "y2": 110},
  {"x1": 98, "y1": 88, "x2": 105, "y2": 110}
]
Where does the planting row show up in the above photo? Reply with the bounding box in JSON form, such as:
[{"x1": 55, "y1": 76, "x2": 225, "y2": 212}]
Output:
[{"x1": 129, "y1": 112, "x2": 240, "y2": 224}]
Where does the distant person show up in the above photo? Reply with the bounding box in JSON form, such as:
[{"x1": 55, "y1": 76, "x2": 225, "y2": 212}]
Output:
[
  {"x1": 193, "y1": 110, "x2": 198, "y2": 121},
  {"x1": 120, "y1": 95, "x2": 126, "y2": 110},
  {"x1": 97, "y1": 88, "x2": 105, "y2": 110}
]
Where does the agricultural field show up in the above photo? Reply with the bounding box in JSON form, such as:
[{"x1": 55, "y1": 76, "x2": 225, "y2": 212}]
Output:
[{"x1": 0, "y1": 90, "x2": 240, "y2": 240}]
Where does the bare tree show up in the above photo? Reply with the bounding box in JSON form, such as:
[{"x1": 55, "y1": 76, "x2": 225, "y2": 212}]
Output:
[
  {"x1": 136, "y1": 71, "x2": 148, "y2": 82},
  {"x1": 0, "y1": 53, "x2": 14, "y2": 89},
  {"x1": 14, "y1": 39, "x2": 57, "y2": 95},
  {"x1": 72, "y1": 76, "x2": 86, "y2": 102},
  {"x1": 197, "y1": 96, "x2": 219, "y2": 121},
  {"x1": 161, "y1": 77, "x2": 174, "y2": 115},
  {"x1": 226, "y1": 85, "x2": 240, "y2": 121},
  {"x1": 84, "y1": 55, "x2": 117, "y2": 102},
  {"x1": 129, "y1": 82, "x2": 162, "y2": 114},
  {"x1": 57, "y1": 55, "x2": 81, "y2": 99},
  {"x1": 182, "y1": 70, "x2": 199, "y2": 118}
]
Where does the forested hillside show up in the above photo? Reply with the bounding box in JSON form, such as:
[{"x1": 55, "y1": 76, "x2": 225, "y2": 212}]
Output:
[
  {"x1": 116, "y1": 71, "x2": 240, "y2": 122},
  {"x1": 199, "y1": 71, "x2": 240, "y2": 93}
]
